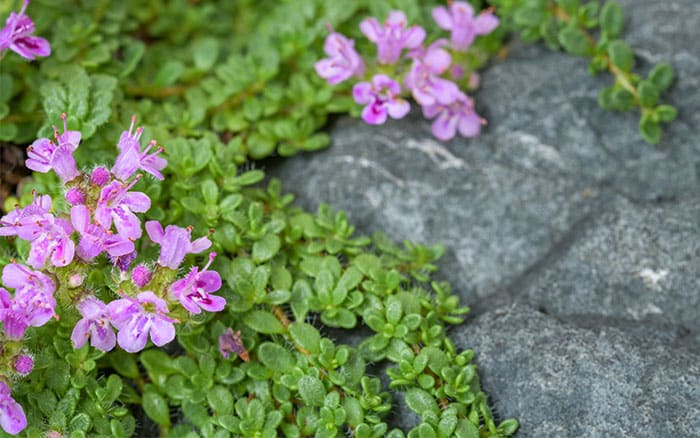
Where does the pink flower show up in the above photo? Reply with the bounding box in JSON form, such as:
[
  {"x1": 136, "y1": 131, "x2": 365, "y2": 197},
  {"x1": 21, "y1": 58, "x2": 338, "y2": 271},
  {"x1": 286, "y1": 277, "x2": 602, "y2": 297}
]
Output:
[
  {"x1": 314, "y1": 30, "x2": 365, "y2": 85},
  {"x1": 422, "y1": 93, "x2": 485, "y2": 141},
  {"x1": 112, "y1": 116, "x2": 167, "y2": 181},
  {"x1": 171, "y1": 252, "x2": 225, "y2": 314},
  {"x1": 405, "y1": 41, "x2": 461, "y2": 107},
  {"x1": 0, "y1": 263, "x2": 56, "y2": 340},
  {"x1": 71, "y1": 205, "x2": 135, "y2": 261},
  {"x1": 360, "y1": 11, "x2": 425, "y2": 64},
  {"x1": 432, "y1": 2, "x2": 499, "y2": 50},
  {"x1": 0, "y1": 381, "x2": 26, "y2": 435},
  {"x1": 0, "y1": 193, "x2": 51, "y2": 240},
  {"x1": 145, "y1": 221, "x2": 211, "y2": 270},
  {"x1": 25, "y1": 114, "x2": 81, "y2": 183},
  {"x1": 0, "y1": 0, "x2": 50, "y2": 61},
  {"x1": 24, "y1": 214, "x2": 74, "y2": 268},
  {"x1": 71, "y1": 296, "x2": 116, "y2": 352},
  {"x1": 108, "y1": 291, "x2": 176, "y2": 353},
  {"x1": 94, "y1": 178, "x2": 150, "y2": 240},
  {"x1": 353, "y1": 74, "x2": 410, "y2": 125}
]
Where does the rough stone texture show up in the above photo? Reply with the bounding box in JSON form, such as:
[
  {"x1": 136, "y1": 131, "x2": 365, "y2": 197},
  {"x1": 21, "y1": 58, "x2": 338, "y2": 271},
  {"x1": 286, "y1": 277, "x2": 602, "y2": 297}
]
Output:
[
  {"x1": 267, "y1": 0, "x2": 700, "y2": 435},
  {"x1": 459, "y1": 306, "x2": 700, "y2": 438}
]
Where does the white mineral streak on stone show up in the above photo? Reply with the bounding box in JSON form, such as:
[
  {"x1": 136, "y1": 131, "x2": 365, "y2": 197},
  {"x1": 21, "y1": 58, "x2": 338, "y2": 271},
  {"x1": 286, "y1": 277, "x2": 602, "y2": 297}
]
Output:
[
  {"x1": 374, "y1": 134, "x2": 470, "y2": 171},
  {"x1": 638, "y1": 268, "x2": 669, "y2": 290},
  {"x1": 505, "y1": 131, "x2": 570, "y2": 172},
  {"x1": 331, "y1": 155, "x2": 405, "y2": 187},
  {"x1": 627, "y1": 303, "x2": 664, "y2": 319}
]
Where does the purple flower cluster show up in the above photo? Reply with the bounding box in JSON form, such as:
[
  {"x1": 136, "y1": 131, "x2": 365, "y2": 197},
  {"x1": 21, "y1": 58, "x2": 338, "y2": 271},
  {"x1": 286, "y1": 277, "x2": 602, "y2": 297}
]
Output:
[
  {"x1": 0, "y1": 0, "x2": 50, "y2": 61},
  {"x1": 315, "y1": 3, "x2": 499, "y2": 141},
  {"x1": 0, "y1": 115, "x2": 226, "y2": 435}
]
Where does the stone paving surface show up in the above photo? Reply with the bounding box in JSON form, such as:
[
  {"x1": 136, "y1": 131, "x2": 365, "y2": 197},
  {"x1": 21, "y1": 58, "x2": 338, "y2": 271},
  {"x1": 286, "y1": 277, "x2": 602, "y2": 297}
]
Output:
[{"x1": 268, "y1": 0, "x2": 700, "y2": 434}]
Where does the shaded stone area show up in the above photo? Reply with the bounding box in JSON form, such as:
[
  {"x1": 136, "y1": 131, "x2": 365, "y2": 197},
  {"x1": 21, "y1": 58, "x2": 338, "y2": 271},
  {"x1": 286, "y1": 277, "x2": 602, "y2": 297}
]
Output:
[{"x1": 267, "y1": 0, "x2": 700, "y2": 435}]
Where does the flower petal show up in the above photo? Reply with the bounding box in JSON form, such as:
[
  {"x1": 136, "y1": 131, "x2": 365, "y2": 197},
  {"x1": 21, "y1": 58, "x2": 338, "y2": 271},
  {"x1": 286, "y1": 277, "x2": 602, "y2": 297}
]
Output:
[{"x1": 432, "y1": 6, "x2": 453, "y2": 29}]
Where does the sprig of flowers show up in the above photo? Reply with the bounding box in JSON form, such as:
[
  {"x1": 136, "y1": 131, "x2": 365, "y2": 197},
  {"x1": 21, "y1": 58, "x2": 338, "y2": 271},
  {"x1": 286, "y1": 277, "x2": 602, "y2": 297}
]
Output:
[
  {"x1": 315, "y1": 4, "x2": 499, "y2": 141},
  {"x1": 0, "y1": 115, "x2": 225, "y2": 435}
]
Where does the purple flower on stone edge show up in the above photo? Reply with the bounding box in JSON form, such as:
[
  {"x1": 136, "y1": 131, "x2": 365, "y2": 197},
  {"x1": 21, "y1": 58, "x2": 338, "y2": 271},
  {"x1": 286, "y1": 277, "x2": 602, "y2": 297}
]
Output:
[
  {"x1": 170, "y1": 252, "x2": 225, "y2": 314},
  {"x1": 404, "y1": 41, "x2": 461, "y2": 107},
  {"x1": 433, "y1": 2, "x2": 499, "y2": 51},
  {"x1": 314, "y1": 29, "x2": 365, "y2": 85},
  {"x1": 422, "y1": 92, "x2": 486, "y2": 141},
  {"x1": 107, "y1": 291, "x2": 177, "y2": 353},
  {"x1": 0, "y1": 380, "x2": 27, "y2": 436},
  {"x1": 71, "y1": 296, "x2": 116, "y2": 352},
  {"x1": 145, "y1": 221, "x2": 211, "y2": 270},
  {"x1": 111, "y1": 116, "x2": 167, "y2": 182},
  {"x1": 353, "y1": 74, "x2": 410, "y2": 125},
  {"x1": 360, "y1": 10, "x2": 425, "y2": 64},
  {"x1": 71, "y1": 205, "x2": 135, "y2": 262},
  {"x1": 0, "y1": 0, "x2": 50, "y2": 61},
  {"x1": 26, "y1": 113, "x2": 81, "y2": 183},
  {"x1": 94, "y1": 177, "x2": 150, "y2": 240}
]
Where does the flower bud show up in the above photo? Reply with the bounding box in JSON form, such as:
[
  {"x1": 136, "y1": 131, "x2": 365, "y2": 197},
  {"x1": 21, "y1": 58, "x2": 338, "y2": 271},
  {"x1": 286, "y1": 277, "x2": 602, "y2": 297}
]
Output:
[
  {"x1": 68, "y1": 273, "x2": 85, "y2": 288},
  {"x1": 65, "y1": 188, "x2": 85, "y2": 206},
  {"x1": 13, "y1": 354, "x2": 34, "y2": 375},
  {"x1": 90, "y1": 167, "x2": 110, "y2": 186},
  {"x1": 131, "y1": 264, "x2": 152, "y2": 288}
]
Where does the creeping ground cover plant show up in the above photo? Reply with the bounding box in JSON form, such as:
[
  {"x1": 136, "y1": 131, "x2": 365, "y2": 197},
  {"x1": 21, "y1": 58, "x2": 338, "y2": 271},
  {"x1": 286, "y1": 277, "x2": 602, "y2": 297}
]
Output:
[{"x1": 0, "y1": 0, "x2": 679, "y2": 436}]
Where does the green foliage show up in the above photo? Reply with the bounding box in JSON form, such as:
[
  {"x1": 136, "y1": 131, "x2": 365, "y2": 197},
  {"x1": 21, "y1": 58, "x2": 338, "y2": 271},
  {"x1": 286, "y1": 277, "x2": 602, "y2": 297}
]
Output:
[{"x1": 488, "y1": 0, "x2": 677, "y2": 143}]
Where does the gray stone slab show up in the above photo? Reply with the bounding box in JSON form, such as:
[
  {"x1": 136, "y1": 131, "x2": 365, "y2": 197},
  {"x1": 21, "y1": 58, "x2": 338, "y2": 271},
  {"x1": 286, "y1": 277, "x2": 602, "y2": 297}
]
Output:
[
  {"x1": 456, "y1": 306, "x2": 700, "y2": 438},
  {"x1": 516, "y1": 196, "x2": 700, "y2": 334}
]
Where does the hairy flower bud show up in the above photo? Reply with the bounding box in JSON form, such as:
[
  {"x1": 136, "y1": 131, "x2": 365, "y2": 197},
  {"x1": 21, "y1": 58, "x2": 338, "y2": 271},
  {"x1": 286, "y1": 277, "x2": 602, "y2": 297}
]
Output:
[
  {"x1": 90, "y1": 167, "x2": 110, "y2": 186},
  {"x1": 12, "y1": 354, "x2": 33, "y2": 376},
  {"x1": 131, "y1": 265, "x2": 152, "y2": 288},
  {"x1": 65, "y1": 188, "x2": 85, "y2": 206}
]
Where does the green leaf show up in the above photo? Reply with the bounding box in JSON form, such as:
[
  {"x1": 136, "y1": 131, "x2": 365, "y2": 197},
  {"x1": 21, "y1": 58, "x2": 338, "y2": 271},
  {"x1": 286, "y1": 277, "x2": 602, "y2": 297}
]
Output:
[
  {"x1": 648, "y1": 62, "x2": 674, "y2": 91},
  {"x1": 288, "y1": 322, "x2": 321, "y2": 354},
  {"x1": 558, "y1": 24, "x2": 593, "y2": 56},
  {"x1": 142, "y1": 390, "x2": 170, "y2": 427},
  {"x1": 119, "y1": 40, "x2": 145, "y2": 78},
  {"x1": 599, "y1": 2, "x2": 624, "y2": 37},
  {"x1": 243, "y1": 310, "x2": 285, "y2": 334},
  {"x1": 513, "y1": 6, "x2": 545, "y2": 27},
  {"x1": 193, "y1": 37, "x2": 220, "y2": 71},
  {"x1": 610, "y1": 88, "x2": 635, "y2": 110},
  {"x1": 498, "y1": 419, "x2": 520, "y2": 435},
  {"x1": 258, "y1": 342, "x2": 295, "y2": 371},
  {"x1": 155, "y1": 61, "x2": 185, "y2": 87},
  {"x1": 637, "y1": 80, "x2": 659, "y2": 107},
  {"x1": 207, "y1": 386, "x2": 234, "y2": 415},
  {"x1": 555, "y1": 0, "x2": 579, "y2": 15},
  {"x1": 655, "y1": 105, "x2": 677, "y2": 123},
  {"x1": 639, "y1": 116, "x2": 662, "y2": 144},
  {"x1": 607, "y1": 40, "x2": 634, "y2": 72},
  {"x1": 201, "y1": 179, "x2": 219, "y2": 205},
  {"x1": 321, "y1": 308, "x2": 357, "y2": 328},
  {"x1": 183, "y1": 400, "x2": 210, "y2": 429},
  {"x1": 297, "y1": 375, "x2": 325, "y2": 407},
  {"x1": 252, "y1": 234, "x2": 281, "y2": 263},
  {"x1": 454, "y1": 419, "x2": 480, "y2": 438}
]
